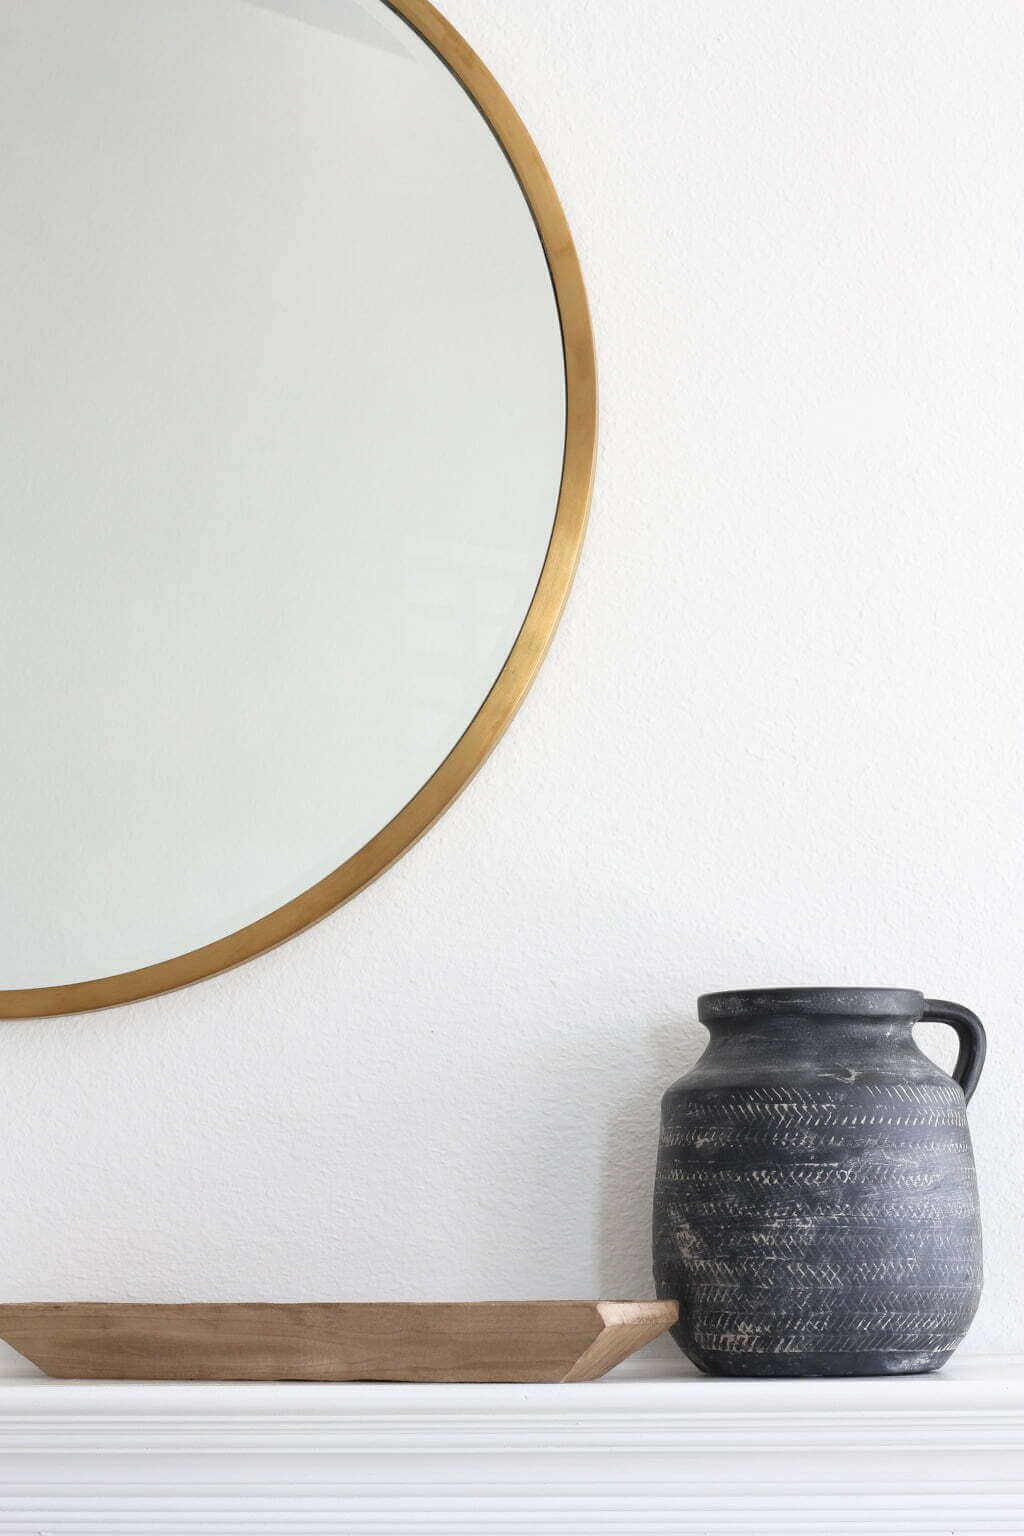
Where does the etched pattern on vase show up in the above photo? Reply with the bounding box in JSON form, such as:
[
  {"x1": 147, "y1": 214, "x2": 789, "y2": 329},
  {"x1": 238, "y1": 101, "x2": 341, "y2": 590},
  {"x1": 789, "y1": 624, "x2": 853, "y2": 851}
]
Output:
[{"x1": 653, "y1": 994, "x2": 983, "y2": 1378}]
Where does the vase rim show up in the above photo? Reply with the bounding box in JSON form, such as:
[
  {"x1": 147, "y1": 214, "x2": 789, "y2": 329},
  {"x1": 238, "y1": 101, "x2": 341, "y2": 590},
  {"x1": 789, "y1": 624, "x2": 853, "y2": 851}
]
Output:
[{"x1": 698, "y1": 987, "x2": 925, "y2": 1021}]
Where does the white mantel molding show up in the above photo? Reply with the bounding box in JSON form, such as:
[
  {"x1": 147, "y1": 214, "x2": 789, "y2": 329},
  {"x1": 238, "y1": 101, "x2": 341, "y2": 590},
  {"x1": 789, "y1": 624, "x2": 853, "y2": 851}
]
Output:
[{"x1": 0, "y1": 1355, "x2": 1019, "y2": 1534}]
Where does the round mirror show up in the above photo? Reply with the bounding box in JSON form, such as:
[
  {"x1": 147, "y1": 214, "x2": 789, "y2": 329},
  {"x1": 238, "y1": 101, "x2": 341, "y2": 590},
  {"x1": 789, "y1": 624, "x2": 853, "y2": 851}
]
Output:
[{"x1": 0, "y1": 0, "x2": 594, "y2": 1015}]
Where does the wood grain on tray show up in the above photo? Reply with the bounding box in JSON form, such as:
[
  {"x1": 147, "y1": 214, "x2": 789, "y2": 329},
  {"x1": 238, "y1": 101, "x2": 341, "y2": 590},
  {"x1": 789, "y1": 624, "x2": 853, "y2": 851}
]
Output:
[{"x1": 0, "y1": 1301, "x2": 678, "y2": 1382}]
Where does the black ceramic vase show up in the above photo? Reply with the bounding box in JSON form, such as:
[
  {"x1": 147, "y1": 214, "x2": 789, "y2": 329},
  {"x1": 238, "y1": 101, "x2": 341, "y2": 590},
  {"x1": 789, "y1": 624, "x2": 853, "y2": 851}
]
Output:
[{"x1": 652, "y1": 988, "x2": 985, "y2": 1377}]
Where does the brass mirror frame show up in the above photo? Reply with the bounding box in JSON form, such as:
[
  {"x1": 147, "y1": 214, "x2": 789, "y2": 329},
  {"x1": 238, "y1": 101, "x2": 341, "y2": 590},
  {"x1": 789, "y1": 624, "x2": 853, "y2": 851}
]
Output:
[{"x1": 1, "y1": 0, "x2": 596, "y2": 1018}]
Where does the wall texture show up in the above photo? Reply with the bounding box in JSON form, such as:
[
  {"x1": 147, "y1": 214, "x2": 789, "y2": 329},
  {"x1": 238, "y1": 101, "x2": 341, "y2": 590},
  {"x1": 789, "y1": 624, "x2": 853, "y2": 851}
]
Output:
[{"x1": 1, "y1": 0, "x2": 1021, "y2": 1358}]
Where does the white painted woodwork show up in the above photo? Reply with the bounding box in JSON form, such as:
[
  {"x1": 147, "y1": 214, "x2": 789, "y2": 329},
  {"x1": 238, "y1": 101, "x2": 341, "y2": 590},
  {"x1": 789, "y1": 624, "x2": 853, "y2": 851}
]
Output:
[{"x1": 0, "y1": 1354, "x2": 1018, "y2": 1533}]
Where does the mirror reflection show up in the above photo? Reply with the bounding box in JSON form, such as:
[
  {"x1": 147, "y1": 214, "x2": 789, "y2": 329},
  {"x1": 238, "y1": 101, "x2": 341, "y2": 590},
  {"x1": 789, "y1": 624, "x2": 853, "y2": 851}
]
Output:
[{"x1": 0, "y1": 0, "x2": 569, "y2": 990}]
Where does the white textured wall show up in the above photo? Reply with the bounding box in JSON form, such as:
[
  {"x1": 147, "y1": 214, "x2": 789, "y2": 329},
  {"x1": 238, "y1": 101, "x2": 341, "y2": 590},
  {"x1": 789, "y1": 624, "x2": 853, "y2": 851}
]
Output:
[{"x1": 1, "y1": 0, "x2": 1022, "y2": 1358}]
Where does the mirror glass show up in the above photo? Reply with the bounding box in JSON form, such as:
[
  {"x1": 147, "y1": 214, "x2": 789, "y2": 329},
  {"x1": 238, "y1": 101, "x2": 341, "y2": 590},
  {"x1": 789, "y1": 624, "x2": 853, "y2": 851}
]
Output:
[{"x1": 0, "y1": 0, "x2": 581, "y2": 1000}]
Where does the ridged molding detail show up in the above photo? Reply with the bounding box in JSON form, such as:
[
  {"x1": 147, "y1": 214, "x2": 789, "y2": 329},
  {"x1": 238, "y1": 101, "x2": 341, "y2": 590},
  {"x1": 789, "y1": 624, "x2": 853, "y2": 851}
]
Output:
[
  {"x1": 0, "y1": 1484, "x2": 1020, "y2": 1534},
  {"x1": 0, "y1": 1362, "x2": 1020, "y2": 1533}
]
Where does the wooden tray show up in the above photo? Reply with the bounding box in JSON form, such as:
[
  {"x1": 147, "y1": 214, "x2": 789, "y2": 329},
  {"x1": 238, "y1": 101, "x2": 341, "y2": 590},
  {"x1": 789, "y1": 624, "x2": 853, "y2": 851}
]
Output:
[{"x1": 0, "y1": 1301, "x2": 678, "y2": 1382}]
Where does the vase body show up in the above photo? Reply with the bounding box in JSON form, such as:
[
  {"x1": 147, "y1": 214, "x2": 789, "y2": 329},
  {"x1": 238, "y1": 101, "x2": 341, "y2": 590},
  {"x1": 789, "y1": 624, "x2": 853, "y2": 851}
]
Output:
[{"x1": 653, "y1": 988, "x2": 984, "y2": 1377}]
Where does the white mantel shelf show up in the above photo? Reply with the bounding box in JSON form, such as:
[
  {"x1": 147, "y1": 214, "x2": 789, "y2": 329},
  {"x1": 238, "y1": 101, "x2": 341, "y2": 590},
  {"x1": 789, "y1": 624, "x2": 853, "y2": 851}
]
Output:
[{"x1": 0, "y1": 1355, "x2": 1019, "y2": 1535}]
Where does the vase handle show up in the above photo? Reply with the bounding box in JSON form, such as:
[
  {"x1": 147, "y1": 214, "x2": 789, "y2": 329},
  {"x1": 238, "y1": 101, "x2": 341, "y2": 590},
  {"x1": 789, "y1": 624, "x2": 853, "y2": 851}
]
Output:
[{"x1": 921, "y1": 999, "x2": 987, "y2": 1103}]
